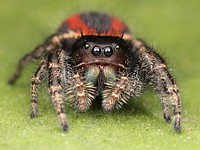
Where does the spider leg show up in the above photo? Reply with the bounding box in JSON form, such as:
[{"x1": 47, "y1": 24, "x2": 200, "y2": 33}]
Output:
[
  {"x1": 30, "y1": 58, "x2": 47, "y2": 118},
  {"x1": 8, "y1": 45, "x2": 45, "y2": 84},
  {"x1": 48, "y1": 49, "x2": 68, "y2": 132},
  {"x1": 133, "y1": 39, "x2": 181, "y2": 132},
  {"x1": 8, "y1": 31, "x2": 80, "y2": 84},
  {"x1": 102, "y1": 76, "x2": 130, "y2": 111},
  {"x1": 102, "y1": 71, "x2": 143, "y2": 111},
  {"x1": 66, "y1": 73, "x2": 96, "y2": 112}
]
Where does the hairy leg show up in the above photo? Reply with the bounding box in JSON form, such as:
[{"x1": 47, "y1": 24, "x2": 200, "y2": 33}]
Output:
[
  {"x1": 30, "y1": 58, "x2": 47, "y2": 118},
  {"x1": 8, "y1": 45, "x2": 45, "y2": 84},
  {"x1": 65, "y1": 73, "x2": 96, "y2": 112},
  {"x1": 48, "y1": 49, "x2": 68, "y2": 131},
  {"x1": 133, "y1": 39, "x2": 181, "y2": 132},
  {"x1": 102, "y1": 68, "x2": 143, "y2": 111},
  {"x1": 102, "y1": 76, "x2": 130, "y2": 111},
  {"x1": 8, "y1": 32, "x2": 79, "y2": 84}
]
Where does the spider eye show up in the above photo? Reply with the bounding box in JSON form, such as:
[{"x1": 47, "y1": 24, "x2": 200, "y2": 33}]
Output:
[
  {"x1": 92, "y1": 46, "x2": 101, "y2": 56},
  {"x1": 84, "y1": 43, "x2": 90, "y2": 49},
  {"x1": 104, "y1": 47, "x2": 113, "y2": 57},
  {"x1": 115, "y1": 45, "x2": 120, "y2": 50}
]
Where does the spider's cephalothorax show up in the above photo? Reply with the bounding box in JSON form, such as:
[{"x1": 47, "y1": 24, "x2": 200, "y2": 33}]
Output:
[{"x1": 9, "y1": 12, "x2": 181, "y2": 132}]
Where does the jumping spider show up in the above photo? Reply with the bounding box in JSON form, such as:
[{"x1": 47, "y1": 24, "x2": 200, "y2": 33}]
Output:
[{"x1": 9, "y1": 12, "x2": 181, "y2": 132}]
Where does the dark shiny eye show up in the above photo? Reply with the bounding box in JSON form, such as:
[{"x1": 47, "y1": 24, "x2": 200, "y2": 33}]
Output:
[
  {"x1": 104, "y1": 47, "x2": 113, "y2": 57},
  {"x1": 92, "y1": 46, "x2": 101, "y2": 56}
]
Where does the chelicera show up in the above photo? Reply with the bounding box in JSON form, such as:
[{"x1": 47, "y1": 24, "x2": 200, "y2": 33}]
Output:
[{"x1": 9, "y1": 12, "x2": 181, "y2": 132}]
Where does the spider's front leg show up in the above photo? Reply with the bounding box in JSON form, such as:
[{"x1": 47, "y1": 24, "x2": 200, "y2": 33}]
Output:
[
  {"x1": 65, "y1": 73, "x2": 96, "y2": 112},
  {"x1": 102, "y1": 67, "x2": 143, "y2": 111},
  {"x1": 102, "y1": 76, "x2": 130, "y2": 111},
  {"x1": 47, "y1": 49, "x2": 69, "y2": 131},
  {"x1": 133, "y1": 39, "x2": 181, "y2": 132}
]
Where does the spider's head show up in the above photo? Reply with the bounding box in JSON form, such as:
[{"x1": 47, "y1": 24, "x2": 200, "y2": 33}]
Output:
[{"x1": 73, "y1": 36, "x2": 132, "y2": 69}]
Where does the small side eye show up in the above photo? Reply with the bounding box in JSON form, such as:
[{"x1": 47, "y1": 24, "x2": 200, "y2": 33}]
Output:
[
  {"x1": 84, "y1": 43, "x2": 90, "y2": 49},
  {"x1": 104, "y1": 47, "x2": 113, "y2": 57},
  {"x1": 115, "y1": 45, "x2": 120, "y2": 50},
  {"x1": 92, "y1": 46, "x2": 101, "y2": 56}
]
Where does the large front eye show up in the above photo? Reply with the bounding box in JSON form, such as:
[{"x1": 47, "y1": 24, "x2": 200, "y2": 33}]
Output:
[
  {"x1": 104, "y1": 47, "x2": 113, "y2": 57},
  {"x1": 92, "y1": 46, "x2": 101, "y2": 56}
]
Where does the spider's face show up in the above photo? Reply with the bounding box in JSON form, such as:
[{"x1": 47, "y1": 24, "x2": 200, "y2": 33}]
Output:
[{"x1": 73, "y1": 36, "x2": 130, "y2": 69}]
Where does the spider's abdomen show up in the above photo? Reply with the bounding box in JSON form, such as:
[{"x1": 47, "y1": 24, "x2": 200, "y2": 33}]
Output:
[{"x1": 59, "y1": 12, "x2": 130, "y2": 37}]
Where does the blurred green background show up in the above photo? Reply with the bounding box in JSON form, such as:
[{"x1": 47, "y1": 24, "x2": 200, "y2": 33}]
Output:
[{"x1": 0, "y1": 0, "x2": 200, "y2": 150}]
